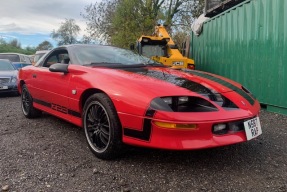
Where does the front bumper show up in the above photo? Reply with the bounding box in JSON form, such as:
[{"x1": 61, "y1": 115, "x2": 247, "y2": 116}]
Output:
[
  {"x1": 0, "y1": 84, "x2": 18, "y2": 94},
  {"x1": 122, "y1": 118, "x2": 249, "y2": 150},
  {"x1": 119, "y1": 101, "x2": 261, "y2": 150}
]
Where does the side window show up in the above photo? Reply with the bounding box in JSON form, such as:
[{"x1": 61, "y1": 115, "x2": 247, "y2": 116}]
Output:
[
  {"x1": 44, "y1": 55, "x2": 59, "y2": 67},
  {"x1": 43, "y1": 50, "x2": 70, "y2": 67},
  {"x1": 59, "y1": 53, "x2": 70, "y2": 64}
]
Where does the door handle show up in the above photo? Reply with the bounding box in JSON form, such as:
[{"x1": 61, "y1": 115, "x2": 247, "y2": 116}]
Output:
[{"x1": 32, "y1": 74, "x2": 37, "y2": 78}]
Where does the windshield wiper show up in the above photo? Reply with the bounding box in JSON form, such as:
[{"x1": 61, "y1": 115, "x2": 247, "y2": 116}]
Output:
[
  {"x1": 83, "y1": 63, "x2": 147, "y2": 69},
  {"x1": 138, "y1": 55, "x2": 165, "y2": 67},
  {"x1": 83, "y1": 62, "x2": 121, "y2": 66},
  {"x1": 144, "y1": 62, "x2": 166, "y2": 67}
]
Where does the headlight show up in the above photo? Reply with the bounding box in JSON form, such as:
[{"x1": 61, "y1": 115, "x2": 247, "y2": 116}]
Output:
[
  {"x1": 151, "y1": 96, "x2": 218, "y2": 112},
  {"x1": 162, "y1": 97, "x2": 172, "y2": 105},
  {"x1": 162, "y1": 96, "x2": 188, "y2": 105},
  {"x1": 178, "y1": 96, "x2": 189, "y2": 103},
  {"x1": 142, "y1": 37, "x2": 149, "y2": 43},
  {"x1": 11, "y1": 77, "x2": 17, "y2": 83}
]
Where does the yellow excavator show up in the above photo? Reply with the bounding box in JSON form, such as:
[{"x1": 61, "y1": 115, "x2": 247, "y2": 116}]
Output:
[{"x1": 135, "y1": 25, "x2": 195, "y2": 69}]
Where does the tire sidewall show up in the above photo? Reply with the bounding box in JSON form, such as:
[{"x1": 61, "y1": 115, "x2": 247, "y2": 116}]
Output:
[
  {"x1": 21, "y1": 85, "x2": 31, "y2": 116},
  {"x1": 83, "y1": 93, "x2": 122, "y2": 159},
  {"x1": 83, "y1": 100, "x2": 112, "y2": 154}
]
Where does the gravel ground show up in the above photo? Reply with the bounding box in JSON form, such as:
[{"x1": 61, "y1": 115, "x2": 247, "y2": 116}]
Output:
[{"x1": 0, "y1": 95, "x2": 286, "y2": 192}]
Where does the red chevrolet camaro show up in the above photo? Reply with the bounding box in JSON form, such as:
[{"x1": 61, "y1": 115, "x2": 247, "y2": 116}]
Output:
[{"x1": 18, "y1": 44, "x2": 262, "y2": 159}]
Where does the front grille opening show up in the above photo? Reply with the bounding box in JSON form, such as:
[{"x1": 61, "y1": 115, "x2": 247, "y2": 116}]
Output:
[
  {"x1": 0, "y1": 78, "x2": 11, "y2": 84},
  {"x1": 213, "y1": 120, "x2": 245, "y2": 135}
]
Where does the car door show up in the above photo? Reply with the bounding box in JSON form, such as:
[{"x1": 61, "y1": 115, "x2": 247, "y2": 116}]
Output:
[{"x1": 31, "y1": 48, "x2": 71, "y2": 119}]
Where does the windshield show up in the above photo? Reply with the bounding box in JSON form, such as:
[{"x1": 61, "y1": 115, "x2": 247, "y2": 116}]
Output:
[
  {"x1": 71, "y1": 46, "x2": 161, "y2": 66},
  {"x1": 0, "y1": 54, "x2": 20, "y2": 62},
  {"x1": 0, "y1": 60, "x2": 15, "y2": 71},
  {"x1": 34, "y1": 53, "x2": 46, "y2": 63},
  {"x1": 142, "y1": 45, "x2": 165, "y2": 58}
]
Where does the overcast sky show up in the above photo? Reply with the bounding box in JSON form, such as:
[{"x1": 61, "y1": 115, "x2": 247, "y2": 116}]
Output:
[{"x1": 0, "y1": 0, "x2": 98, "y2": 47}]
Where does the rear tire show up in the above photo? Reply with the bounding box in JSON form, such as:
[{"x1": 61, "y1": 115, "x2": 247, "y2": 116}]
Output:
[
  {"x1": 83, "y1": 93, "x2": 124, "y2": 160},
  {"x1": 21, "y1": 84, "x2": 42, "y2": 118}
]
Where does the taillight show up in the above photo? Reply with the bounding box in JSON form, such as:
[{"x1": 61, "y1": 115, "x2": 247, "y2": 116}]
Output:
[{"x1": 187, "y1": 64, "x2": 195, "y2": 70}]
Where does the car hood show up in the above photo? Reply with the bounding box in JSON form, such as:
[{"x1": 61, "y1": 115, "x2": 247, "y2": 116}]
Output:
[{"x1": 82, "y1": 66, "x2": 256, "y2": 108}]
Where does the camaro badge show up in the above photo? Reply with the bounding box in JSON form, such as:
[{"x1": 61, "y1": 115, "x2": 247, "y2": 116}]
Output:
[{"x1": 72, "y1": 90, "x2": 77, "y2": 95}]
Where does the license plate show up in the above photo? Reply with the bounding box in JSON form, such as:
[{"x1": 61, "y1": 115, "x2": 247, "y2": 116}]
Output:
[
  {"x1": 0, "y1": 85, "x2": 8, "y2": 90},
  {"x1": 244, "y1": 116, "x2": 262, "y2": 140}
]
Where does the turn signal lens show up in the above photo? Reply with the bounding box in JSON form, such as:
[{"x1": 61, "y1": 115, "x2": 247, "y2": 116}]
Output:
[{"x1": 153, "y1": 121, "x2": 197, "y2": 129}]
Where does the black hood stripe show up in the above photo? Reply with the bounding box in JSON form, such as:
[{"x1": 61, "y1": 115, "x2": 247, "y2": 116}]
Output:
[
  {"x1": 121, "y1": 68, "x2": 214, "y2": 96},
  {"x1": 120, "y1": 67, "x2": 254, "y2": 105},
  {"x1": 184, "y1": 70, "x2": 255, "y2": 105}
]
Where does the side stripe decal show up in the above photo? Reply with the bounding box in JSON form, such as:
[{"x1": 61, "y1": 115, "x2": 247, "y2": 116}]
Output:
[
  {"x1": 33, "y1": 98, "x2": 81, "y2": 118},
  {"x1": 123, "y1": 108, "x2": 155, "y2": 141}
]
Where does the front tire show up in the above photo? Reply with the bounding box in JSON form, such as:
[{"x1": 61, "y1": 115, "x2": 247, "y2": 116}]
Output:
[
  {"x1": 83, "y1": 93, "x2": 124, "y2": 160},
  {"x1": 21, "y1": 84, "x2": 42, "y2": 118}
]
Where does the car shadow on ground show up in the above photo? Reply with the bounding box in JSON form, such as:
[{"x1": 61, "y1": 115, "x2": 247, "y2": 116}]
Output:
[
  {"x1": 0, "y1": 93, "x2": 20, "y2": 98},
  {"x1": 40, "y1": 112, "x2": 265, "y2": 170}
]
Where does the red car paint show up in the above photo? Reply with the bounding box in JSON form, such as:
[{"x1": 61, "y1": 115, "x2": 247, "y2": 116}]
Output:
[{"x1": 18, "y1": 45, "x2": 261, "y2": 151}]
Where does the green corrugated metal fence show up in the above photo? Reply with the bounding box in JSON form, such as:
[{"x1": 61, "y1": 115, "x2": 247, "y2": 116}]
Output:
[{"x1": 191, "y1": 0, "x2": 287, "y2": 115}]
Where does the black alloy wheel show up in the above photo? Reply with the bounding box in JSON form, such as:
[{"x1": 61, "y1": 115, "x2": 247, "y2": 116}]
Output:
[
  {"x1": 21, "y1": 84, "x2": 41, "y2": 118},
  {"x1": 86, "y1": 101, "x2": 110, "y2": 151},
  {"x1": 83, "y1": 93, "x2": 124, "y2": 160}
]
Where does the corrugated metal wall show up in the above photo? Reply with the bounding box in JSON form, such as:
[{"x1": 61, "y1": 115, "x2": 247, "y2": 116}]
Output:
[{"x1": 191, "y1": 0, "x2": 287, "y2": 115}]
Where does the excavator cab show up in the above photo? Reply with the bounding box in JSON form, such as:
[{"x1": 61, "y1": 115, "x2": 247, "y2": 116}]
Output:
[
  {"x1": 137, "y1": 36, "x2": 169, "y2": 58},
  {"x1": 134, "y1": 25, "x2": 195, "y2": 69}
]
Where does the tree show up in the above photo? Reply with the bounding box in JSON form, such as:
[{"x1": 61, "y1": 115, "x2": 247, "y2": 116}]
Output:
[
  {"x1": 0, "y1": 38, "x2": 35, "y2": 55},
  {"x1": 8, "y1": 39, "x2": 21, "y2": 48},
  {"x1": 82, "y1": 0, "x2": 205, "y2": 48},
  {"x1": 82, "y1": 0, "x2": 119, "y2": 44},
  {"x1": 0, "y1": 38, "x2": 7, "y2": 45},
  {"x1": 51, "y1": 19, "x2": 81, "y2": 46},
  {"x1": 191, "y1": 0, "x2": 205, "y2": 18},
  {"x1": 36, "y1": 41, "x2": 53, "y2": 50},
  {"x1": 24, "y1": 46, "x2": 37, "y2": 54},
  {"x1": 109, "y1": 0, "x2": 162, "y2": 48},
  {"x1": 161, "y1": 0, "x2": 205, "y2": 32}
]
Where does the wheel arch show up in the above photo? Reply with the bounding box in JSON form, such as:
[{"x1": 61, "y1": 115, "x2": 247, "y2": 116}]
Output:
[
  {"x1": 80, "y1": 88, "x2": 123, "y2": 129},
  {"x1": 19, "y1": 80, "x2": 26, "y2": 93},
  {"x1": 80, "y1": 88, "x2": 107, "y2": 112}
]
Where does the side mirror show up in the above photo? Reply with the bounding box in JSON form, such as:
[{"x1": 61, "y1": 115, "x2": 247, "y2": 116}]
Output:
[
  {"x1": 49, "y1": 63, "x2": 69, "y2": 74},
  {"x1": 130, "y1": 43, "x2": 135, "y2": 50}
]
